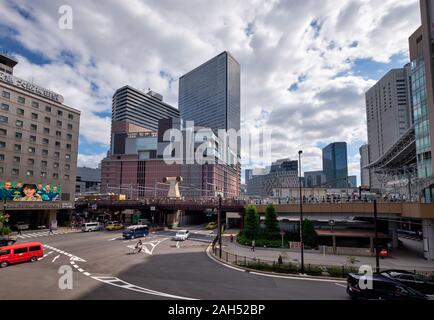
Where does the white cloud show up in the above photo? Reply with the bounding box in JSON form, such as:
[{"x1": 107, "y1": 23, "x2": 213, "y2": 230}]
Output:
[
  {"x1": 0, "y1": 0, "x2": 421, "y2": 174},
  {"x1": 78, "y1": 153, "x2": 106, "y2": 168}
]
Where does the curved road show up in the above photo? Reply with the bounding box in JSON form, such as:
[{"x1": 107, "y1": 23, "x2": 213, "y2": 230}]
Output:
[{"x1": 0, "y1": 230, "x2": 348, "y2": 300}]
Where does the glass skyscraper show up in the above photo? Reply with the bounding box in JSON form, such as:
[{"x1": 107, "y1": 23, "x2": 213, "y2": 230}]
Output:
[
  {"x1": 179, "y1": 51, "x2": 241, "y2": 133},
  {"x1": 322, "y1": 142, "x2": 349, "y2": 188}
]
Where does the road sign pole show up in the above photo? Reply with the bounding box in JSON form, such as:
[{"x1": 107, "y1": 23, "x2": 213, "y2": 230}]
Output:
[{"x1": 374, "y1": 199, "x2": 380, "y2": 273}]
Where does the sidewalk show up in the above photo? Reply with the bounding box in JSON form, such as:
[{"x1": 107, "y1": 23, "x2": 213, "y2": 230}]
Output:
[{"x1": 221, "y1": 230, "x2": 434, "y2": 273}]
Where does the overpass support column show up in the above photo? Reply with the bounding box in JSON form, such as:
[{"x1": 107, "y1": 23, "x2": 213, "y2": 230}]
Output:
[
  {"x1": 388, "y1": 221, "x2": 399, "y2": 249},
  {"x1": 422, "y1": 219, "x2": 434, "y2": 260}
]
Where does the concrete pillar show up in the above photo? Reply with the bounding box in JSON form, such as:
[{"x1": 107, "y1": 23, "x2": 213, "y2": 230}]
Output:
[
  {"x1": 422, "y1": 219, "x2": 434, "y2": 260},
  {"x1": 332, "y1": 235, "x2": 337, "y2": 254},
  {"x1": 47, "y1": 210, "x2": 57, "y2": 229},
  {"x1": 388, "y1": 220, "x2": 399, "y2": 249},
  {"x1": 369, "y1": 237, "x2": 374, "y2": 253}
]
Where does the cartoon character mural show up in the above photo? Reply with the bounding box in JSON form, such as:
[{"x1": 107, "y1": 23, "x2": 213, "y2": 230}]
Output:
[{"x1": 0, "y1": 181, "x2": 61, "y2": 201}]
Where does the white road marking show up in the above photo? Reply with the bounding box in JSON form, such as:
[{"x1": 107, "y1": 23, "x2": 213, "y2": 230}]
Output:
[
  {"x1": 126, "y1": 239, "x2": 169, "y2": 256},
  {"x1": 108, "y1": 237, "x2": 119, "y2": 241},
  {"x1": 52, "y1": 255, "x2": 60, "y2": 263},
  {"x1": 335, "y1": 283, "x2": 347, "y2": 288},
  {"x1": 17, "y1": 230, "x2": 67, "y2": 239},
  {"x1": 83, "y1": 272, "x2": 91, "y2": 276},
  {"x1": 78, "y1": 268, "x2": 84, "y2": 272},
  {"x1": 92, "y1": 276, "x2": 197, "y2": 300},
  {"x1": 176, "y1": 241, "x2": 180, "y2": 248}
]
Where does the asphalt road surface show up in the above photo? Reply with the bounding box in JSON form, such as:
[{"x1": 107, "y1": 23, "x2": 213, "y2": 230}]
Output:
[{"x1": 0, "y1": 229, "x2": 348, "y2": 300}]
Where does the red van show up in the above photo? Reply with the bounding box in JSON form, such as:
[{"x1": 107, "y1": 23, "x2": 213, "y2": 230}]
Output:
[{"x1": 0, "y1": 242, "x2": 44, "y2": 268}]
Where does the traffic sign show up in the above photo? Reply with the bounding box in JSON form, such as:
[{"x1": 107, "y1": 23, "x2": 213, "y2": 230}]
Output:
[{"x1": 329, "y1": 219, "x2": 335, "y2": 226}]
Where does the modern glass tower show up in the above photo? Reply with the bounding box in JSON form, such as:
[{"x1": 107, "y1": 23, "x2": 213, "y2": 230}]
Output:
[
  {"x1": 179, "y1": 51, "x2": 241, "y2": 133},
  {"x1": 408, "y1": 0, "x2": 434, "y2": 202},
  {"x1": 322, "y1": 142, "x2": 349, "y2": 188}
]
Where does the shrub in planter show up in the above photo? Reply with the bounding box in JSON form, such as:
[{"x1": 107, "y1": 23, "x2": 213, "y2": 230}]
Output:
[{"x1": 305, "y1": 265, "x2": 323, "y2": 276}]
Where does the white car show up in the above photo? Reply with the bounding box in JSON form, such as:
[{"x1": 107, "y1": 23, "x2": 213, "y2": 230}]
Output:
[{"x1": 173, "y1": 230, "x2": 190, "y2": 241}]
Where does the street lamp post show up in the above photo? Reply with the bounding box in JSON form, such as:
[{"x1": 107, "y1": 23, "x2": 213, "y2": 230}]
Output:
[
  {"x1": 298, "y1": 150, "x2": 305, "y2": 274},
  {"x1": 373, "y1": 199, "x2": 380, "y2": 273}
]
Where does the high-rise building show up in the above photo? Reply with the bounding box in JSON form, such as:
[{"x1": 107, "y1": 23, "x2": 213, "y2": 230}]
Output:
[
  {"x1": 408, "y1": 0, "x2": 434, "y2": 202},
  {"x1": 348, "y1": 175, "x2": 358, "y2": 188},
  {"x1": 0, "y1": 54, "x2": 80, "y2": 227},
  {"x1": 363, "y1": 68, "x2": 412, "y2": 190},
  {"x1": 111, "y1": 87, "x2": 179, "y2": 155},
  {"x1": 359, "y1": 144, "x2": 371, "y2": 187},
  {"x1": 322, "y1": 142, "x2": 348, "y2": 188},
  {"x1": 179, "y1": 51, "x2": 241, "y2": 133},
  {"x1": 304, "y1": 171, "x2": 326, "y2": 188}
]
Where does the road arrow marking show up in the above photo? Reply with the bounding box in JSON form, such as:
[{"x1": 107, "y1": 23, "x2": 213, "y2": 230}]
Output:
[{"x1": 52, "y1": 255, "x2": 60, "y2": 263}]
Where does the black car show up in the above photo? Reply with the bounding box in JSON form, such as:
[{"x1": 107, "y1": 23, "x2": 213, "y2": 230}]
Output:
[
  {"x1": 380, "y1": 270, "x2": 434, "y2": 295},
  {"x1": 347, "y1": 273, "x2": 428, "y2": 300},
  {"x1": 0, "y1": 237, "x2": 16, "y2": 247}
]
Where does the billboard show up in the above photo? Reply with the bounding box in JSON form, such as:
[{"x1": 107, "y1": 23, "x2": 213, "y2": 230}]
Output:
[{"x1": 0, "y1": 182, "x2": 61, "y2": 202}]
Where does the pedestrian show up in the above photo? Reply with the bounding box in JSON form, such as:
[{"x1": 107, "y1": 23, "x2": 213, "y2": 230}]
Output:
[
  {"x1": 49, "y1": 225, "x2": 53, "y2": 235},
  {"x1": 17, "y1": 227, "x2": 22, "y2": 236},
  {"x1": 230, "y1": 234, "x2": 234, "y2": 243},
  {"x1": 278, "y1": 254, "x2": 283, "y2": 265},
  {"x1": 251, "y1": 240, "x2": 255, "y2": 252}
]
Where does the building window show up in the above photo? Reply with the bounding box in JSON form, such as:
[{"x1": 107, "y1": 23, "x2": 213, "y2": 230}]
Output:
[
  {"x1": 16, "y1": 120, "x2": 23, "y2": 127},
  {"x1": 15, "y1": 132, "x2": 22, "y2": 140},
  {"x1": 67, "y1": 123, "x2": 73, "y2": 130},
  {"x1": 17, "y1": 108, "x2": 24, "y2": 116},
  {"x1": 0, "y1": 141, "x2": 5, "y2": 149},
  {"x1": 66, "y1": 133, "x2": 72, "y2": 141},
  {"x1": 41, "y1": 172, "x2": 47, "y2": 178},
  {"x1": 65, "y1": 154, "x2": 71, "y2": 160},
  {"x1": 43, "y1": 127, "x2": 50, "y2": 135},
  {"x1": 66, "y1": 144, "x2": 71, "y2": 150},
  {"x1": 0, "y1": 103, "x2": 9, "y2": 111},
  {"x1": 53, "y1": 173, "x2": 59, "y2": 179},
  {"x1": 12, "y1": 169, "x2": 19, "y2": 175},
  {"x1": 0, "y1": 167, "x2": 3, "y2": 174},
  {"x1": 30, "y1": 135, "x2": 36, "y2": 143},
  {"x1": 0, "y1": 129, "x2": 6, "y2": 136},
  {"x1": 0, "y1": 154, "x2": 4, "y2": 161},
  {"x1": 45, "y1": 106, "x2": 52, "y2": 113},
  {"x1": 41, "y1": 160, "x2": 47, "y2": 167},
  {"x1": 56, "y1": 131, "x2": 61, "y2": 138},
  {"x1": 31, "y1": 113, "x2": 38, "y2": 120},
  {"x1": 43, "y1": 138, "x2": 49, "y2": 145},
  {"x1": 32, "y1": 101, "x2": 39, "y2": 108},
  {"x1": 65, "y1": 164, "x2": 70, "y2": 170},
  {"x1": 68, "y1": 114, "x2": 74, "y2": 120},
  {"x1": 42, "y1": 149, "x2": 48, "y2": 157},
  {"x1": 26, "y1": 170, "x2": 34, "y2": 177},
  {"x1": 64, "y1": 175, "x2": 70, "y2": 180},
  {"x1": 28, "y1": 147, "x2": 35, "y2": 154},
  {"x1": 57, "y1": 110, "x2": 63, "y2": 116},
  {"x1": 2, "y1": 91, "x2": 10, "y2": 99},
  {"x1": 54, "y1": 152, "x2": 60, "y2": 158},
  {"x1": 0, "y1": 116, "x2": 8, "y2": 123},
  {"x1": 13, "y1": 156, "x2": 20, "y2": 163},
  {"x1": 55, "y1": 141, "x2": 61, "y2": 148},
  {"x1": 17, "y1": 96, "x2": 25, "y2": 104},
  {"x1": 56, "y1": 120, "x2": 62, "y2": 128},
  {"x1": 14, "y1": 144, "x2": 21, "y2": 152},
  {"x1": 44, "y1": 117, "x2": 51, "y2": 124},
  {"x1": 30, "y1": 124, "x2": 37, "y2": 131},
  {"x1": 27, "y1": 158, "x2": 35, "y2": 166},
  {"x1": 53, "y1": 162, "x2": 59, "y2": 169}
]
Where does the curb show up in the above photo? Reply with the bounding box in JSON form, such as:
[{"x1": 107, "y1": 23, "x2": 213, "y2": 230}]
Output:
[{"x1": 206, "y1": 245, "x2": 347, "y2": 283}]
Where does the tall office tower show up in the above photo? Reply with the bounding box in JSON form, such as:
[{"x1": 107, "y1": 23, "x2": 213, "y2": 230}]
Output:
[
  {"x1": 322, "y1": 142, "x2": 348, "y2": 188},
  {"x1": 408, "y1": 0, "x2": 434, "y2": 202},
  {"x1": 110, "y1": 87, "x2": 179, "y2": 155},
  {"x1": 0, "y1": 54, "x2": 80, "y2": 227},
  {"x1": 359, "y1": 144, "x2": 371, "y2": 187},
  {"x1": 179, "y1": 51, "x2": 241, "y2": 133},
  {"x1": 364, "y1": 68, "x2": 412, "y2": 190}
]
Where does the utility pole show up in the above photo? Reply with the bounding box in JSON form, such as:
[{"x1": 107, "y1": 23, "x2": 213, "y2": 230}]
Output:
[
  {"x1": 373, "y1": 199, "x2": 380, "y2": 273},
  {"x1": 218, "y1": 194, "x2": 222, "y2": 259},
  {"x1": 298, "y1": 150, "x2": 305, "y2": 274}
]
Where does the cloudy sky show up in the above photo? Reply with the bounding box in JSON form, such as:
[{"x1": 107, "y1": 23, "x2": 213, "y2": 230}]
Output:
[{"x1": 0, "y1": 0, "x2": 422, "y2": 184}]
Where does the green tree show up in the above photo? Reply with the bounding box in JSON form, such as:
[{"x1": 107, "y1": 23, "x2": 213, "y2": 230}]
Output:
[
  {"x1": 263, "y1": 204, "x2": 280, "y2": 240},
  {"x1": 303, "y1": 219, "x2": 317, "y2": 247},
  {"x1": 242, "y1": 205, "x2": 260, "y2": 240},
  {"x1": 0, "y1": 211, "x2": 11, "y2": 236}
]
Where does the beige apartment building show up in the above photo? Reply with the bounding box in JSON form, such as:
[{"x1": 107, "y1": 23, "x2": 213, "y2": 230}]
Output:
[{"x1": 0, "y1": 54, "x2": 80, "y2": 228}]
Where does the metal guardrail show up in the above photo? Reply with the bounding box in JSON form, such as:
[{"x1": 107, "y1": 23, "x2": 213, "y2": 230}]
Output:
[{"x1": 210, "y1": 245, "x2": 434, "y2": 279}]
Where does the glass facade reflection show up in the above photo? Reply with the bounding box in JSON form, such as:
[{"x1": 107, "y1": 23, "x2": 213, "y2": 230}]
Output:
[
  {"x1": 322, "y1": 142, "x2": 348, "y2": 188},
  {"x1": 179, "y1": 52, "x2": 240, "y2": 133}
]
